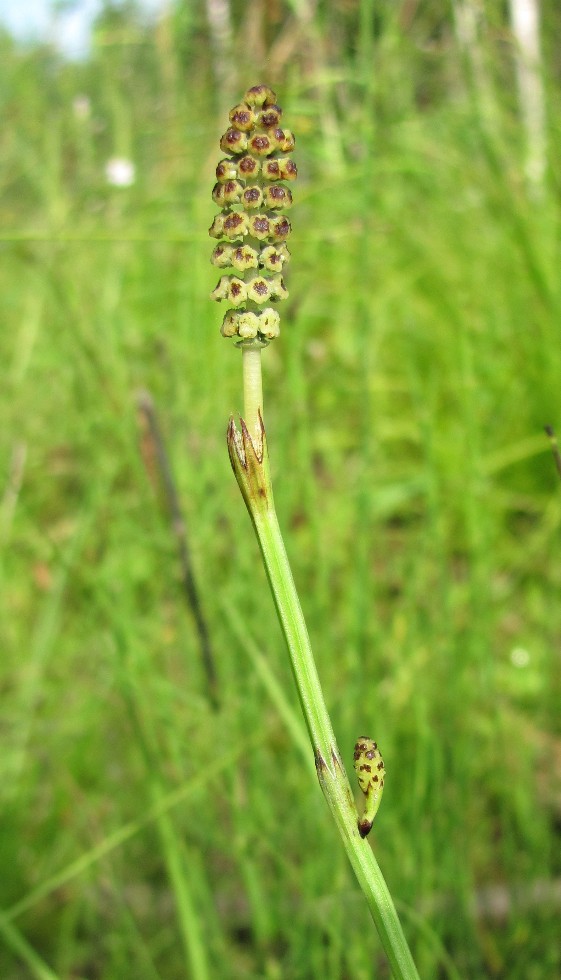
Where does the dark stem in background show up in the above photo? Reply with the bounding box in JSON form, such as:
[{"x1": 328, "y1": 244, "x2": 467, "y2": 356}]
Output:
[
  {"x1": 544, "y1": 425, "x2": 561, "y2": 482},
  {"x1": 136, "y1": 389, "x2": 219, "y2": 709}
]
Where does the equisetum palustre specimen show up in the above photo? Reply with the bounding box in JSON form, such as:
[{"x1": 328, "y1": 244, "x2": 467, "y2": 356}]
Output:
[
  {"x1": 209, "y1": 83, "x2": 385, "y2": 840},
  {"x1": 207, "y1": 82, "x2": 421, "y2": 980}
]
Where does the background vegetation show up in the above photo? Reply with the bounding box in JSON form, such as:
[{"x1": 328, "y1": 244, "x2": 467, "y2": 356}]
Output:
[{"x1": 1, "y1": 1, "x2": 560, "y2": 976}]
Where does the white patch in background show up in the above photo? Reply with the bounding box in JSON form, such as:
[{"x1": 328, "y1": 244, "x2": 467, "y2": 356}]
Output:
[
  {"x1": 104, "y1": 157, "x2": 136, "y2": 187},
  {"x1": 510, "y1": 646, "x2": 531, "y2": 668}
]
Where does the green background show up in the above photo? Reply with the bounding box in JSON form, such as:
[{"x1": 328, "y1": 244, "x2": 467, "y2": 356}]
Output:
[{"x1": 1, "y1": 1, "x2": 560, "y2": 976}]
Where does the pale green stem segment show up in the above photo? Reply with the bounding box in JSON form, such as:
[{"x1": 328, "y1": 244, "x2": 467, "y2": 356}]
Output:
[
  {"x1": 227, "y1": 415, "x2": 420, "y2": 980},
  {"x1": 241, "y1": 341, "x2": 265, "y2": 448}
]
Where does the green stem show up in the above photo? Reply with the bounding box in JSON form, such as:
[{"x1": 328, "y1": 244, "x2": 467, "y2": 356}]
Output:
[
  {"x1": 252, "y1": 500, "x2": 337, "y2": 759},
  {"x1": 227, "y1": 419, "x2": 420, "y2": 980},
  {"x1": 241, "y1": 340, "x2": 265, "y2": 447}
]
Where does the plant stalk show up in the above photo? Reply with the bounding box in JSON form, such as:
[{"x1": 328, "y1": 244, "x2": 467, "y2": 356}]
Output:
[
  {"x1": 227, "y1": 408, "x2": 420, "y2": 980},
  {"x1": 241, "y1": 340, "x2": 265, "y2": 448}
]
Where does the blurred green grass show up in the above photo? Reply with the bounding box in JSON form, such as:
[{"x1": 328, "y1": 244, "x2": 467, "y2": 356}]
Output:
[{"x1": 1, "y1": 2, "x2": 560, "y2": 977}]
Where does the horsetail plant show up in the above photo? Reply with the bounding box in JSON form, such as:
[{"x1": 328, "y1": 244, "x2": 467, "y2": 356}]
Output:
[{"x1": 210, "y1": 85, "x2": 420, "y2": 980}]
